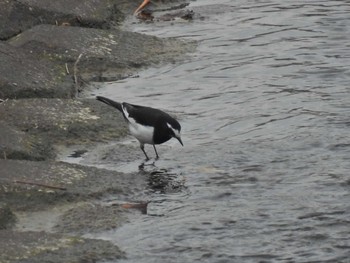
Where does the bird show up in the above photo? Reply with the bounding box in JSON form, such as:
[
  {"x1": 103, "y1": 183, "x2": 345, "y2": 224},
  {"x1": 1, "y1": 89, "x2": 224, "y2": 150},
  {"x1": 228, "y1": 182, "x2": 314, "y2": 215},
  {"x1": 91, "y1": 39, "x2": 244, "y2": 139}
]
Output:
[{"x1": 96, "y1": 96, "x2": 183, "y2": 160}]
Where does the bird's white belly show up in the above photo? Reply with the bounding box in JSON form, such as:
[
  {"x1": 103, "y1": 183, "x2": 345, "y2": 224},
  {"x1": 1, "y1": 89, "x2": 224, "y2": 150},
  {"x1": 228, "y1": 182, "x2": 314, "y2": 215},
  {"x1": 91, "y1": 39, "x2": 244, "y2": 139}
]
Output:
[{"x1": 128, "y1": 122, "x2": 154, "y2": 145}]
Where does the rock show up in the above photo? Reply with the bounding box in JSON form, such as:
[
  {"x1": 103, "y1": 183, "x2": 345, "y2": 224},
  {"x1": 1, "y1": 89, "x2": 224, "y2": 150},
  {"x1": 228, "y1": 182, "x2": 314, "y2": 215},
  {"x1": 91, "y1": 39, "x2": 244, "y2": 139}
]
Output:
[
  {"x1": 134, "y1": 0, "x2": 189, "y2": 13},
  {"x1": 0, "y1": 0, "x2": 127, "y2": 41},
  {"x1": 0, "y1": 159, "x2": 147, "y2": 211},
  {"x1": 9, "y1": 24, "x2": 195, "y2": 82},
  {"x1": 0, "y1": 230, "x2": 124, "y2": 263},
  {"x1": 138, "y1": 8, "x2": 195, "y2": 22},
  {"x1": 0, "y1": 1, "x2": 195, "y2": 100},
  {"x1": 54, "y1": 203, "x2": 128, "y2": 235},
  {"x1": 0, "y1": 42, "x2": 74, "y2": 99},
  {"x1": 0, "y1": 98, "x2": 127, "y2": 160},
  {"x1": 135, "y1": 3, "x2": 234, "y2": 22},
  {"x1": 0, "y1": 1, "x2": 196, "y2": 262},
  {"x1": 0, "y1": 204, "x2": 16, "y2": 230},
  {"x1": 0, "y1": 121, "x2": 53, "y2": 161}
]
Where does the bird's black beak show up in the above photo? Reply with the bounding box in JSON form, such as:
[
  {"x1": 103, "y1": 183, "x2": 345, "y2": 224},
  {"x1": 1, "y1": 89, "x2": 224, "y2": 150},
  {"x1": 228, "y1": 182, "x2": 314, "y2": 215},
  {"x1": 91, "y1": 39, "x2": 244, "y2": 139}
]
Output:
[{"x1": 176, "y1": 136, "x2": 183, "y2": 146}]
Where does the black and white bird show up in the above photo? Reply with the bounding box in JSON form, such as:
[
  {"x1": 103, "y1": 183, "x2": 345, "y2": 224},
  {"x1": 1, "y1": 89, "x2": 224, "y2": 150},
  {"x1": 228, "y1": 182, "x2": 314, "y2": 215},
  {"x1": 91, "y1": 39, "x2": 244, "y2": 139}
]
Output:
[{"x1": 96, "y1": 96, "x2": 183, "y2": 160}]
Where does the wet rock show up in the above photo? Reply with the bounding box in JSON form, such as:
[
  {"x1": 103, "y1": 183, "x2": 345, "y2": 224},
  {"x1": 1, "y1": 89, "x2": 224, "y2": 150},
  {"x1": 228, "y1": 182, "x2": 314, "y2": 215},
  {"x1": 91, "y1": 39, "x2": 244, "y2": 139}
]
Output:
[
  {"x1": 0, "y1": 1, "x2": 195, "y2": 100},
  {"x1": 136, "y1": 3, "x2": 234, "y2": 22},
  {"x1": 0, "y1": 159, "x2": 147, "y2": 211},
  {"x1": 0, "y1": 0, "x2": 127, "y2": 41},
  {"x1": 54, "y1": 202, "x2": 128, "y2": 234},
  {"x1": 0, "y1": 204, "x2": 16, "y2": 230},
  {"x1": 0, "y1": 230, "x2": 124, "y2": 263},
  {"x1": 0, "y1": 42, "x2": 73, "y2": 99},
  {"x1": 0, "y1": 98, "x2": 127, "y2": 160},
  {"x1": 0, "y1": 1, "x2": 196, "y2": 261},
  {"x1": 0, "y1": 121, "x2": 53, "y2": 161},
  {"x1": 9, "y1": 24, "x2": 195, "y2": 82},
  {"x1": 137, "y1": 6, "x2": 194, "y2": 22},
  {"x1": 135, "y1": 0, "x2": 189, "y2": 14}
]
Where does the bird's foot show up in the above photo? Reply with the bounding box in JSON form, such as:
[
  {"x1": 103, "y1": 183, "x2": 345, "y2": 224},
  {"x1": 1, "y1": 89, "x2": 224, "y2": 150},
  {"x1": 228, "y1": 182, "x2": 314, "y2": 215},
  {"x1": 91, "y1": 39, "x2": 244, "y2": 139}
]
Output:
[{"x1": 139, "y1": 160, "x2": 156, "y2": 170}]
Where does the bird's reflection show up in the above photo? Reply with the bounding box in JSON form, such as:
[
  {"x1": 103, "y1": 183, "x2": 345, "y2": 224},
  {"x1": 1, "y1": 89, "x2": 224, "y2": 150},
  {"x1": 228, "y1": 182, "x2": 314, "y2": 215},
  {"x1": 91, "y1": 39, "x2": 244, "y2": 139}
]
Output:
[{"x1": 138, "y1": 163, "x2": 186, "y2": 194}]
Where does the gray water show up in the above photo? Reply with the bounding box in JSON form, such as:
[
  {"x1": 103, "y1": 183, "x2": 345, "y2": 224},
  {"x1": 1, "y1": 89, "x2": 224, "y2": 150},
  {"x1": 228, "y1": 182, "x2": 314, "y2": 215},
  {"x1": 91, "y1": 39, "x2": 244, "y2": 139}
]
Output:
[{"x1": 89, "y1": 0, "x2": 350, "y2": 262}]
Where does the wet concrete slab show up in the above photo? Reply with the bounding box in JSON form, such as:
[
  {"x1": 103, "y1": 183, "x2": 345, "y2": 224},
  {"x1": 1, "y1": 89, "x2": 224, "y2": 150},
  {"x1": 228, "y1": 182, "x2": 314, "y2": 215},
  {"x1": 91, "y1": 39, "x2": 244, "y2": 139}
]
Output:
[
  {"x1": 0, "y1": 230, "x2": 125, "y2": 263},
  {"x1": 0, "y1": 159, "x2": 148, "y2": 262},
  {"x1": 0, "y1": 1, "x2": 194, "y2": 262},
  {"x1": 0, "y1": 98, "x2": 127, "y2": 160}
]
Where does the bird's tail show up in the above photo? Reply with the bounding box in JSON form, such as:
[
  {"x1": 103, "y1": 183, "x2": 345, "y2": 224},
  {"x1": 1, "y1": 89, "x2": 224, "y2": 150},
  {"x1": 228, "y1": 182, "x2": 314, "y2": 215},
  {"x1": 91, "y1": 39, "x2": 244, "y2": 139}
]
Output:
[{"x1": 96, "y1": 96, "x2": 122, "y2": 112}]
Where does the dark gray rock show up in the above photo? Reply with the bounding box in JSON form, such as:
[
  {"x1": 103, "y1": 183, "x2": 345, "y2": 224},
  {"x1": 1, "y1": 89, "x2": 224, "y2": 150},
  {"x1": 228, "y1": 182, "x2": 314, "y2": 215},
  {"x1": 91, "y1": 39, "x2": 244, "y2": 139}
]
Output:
[
  {"x1": 0, "y1": 159, "x2": 147, "y2": 210},
  {"x1": 0, "y1": 121, "x2": 53, "y2": 161},
  {"x1": 0, "y1": 0, "x2": 127, "y2": 41},
  {"x1": 0, "y1": 1, "x2": 195, "y2": 262},
  {"x1": 9, "y1": 24, "x2": 195, "y2": 82},
  {"x1": 54, "y1": 203, "x2": 128, "y2": 235},
  {"x1": 0, "y1": 42, "x2": 74, "y2": 99},
  {"x1": 0, "y1": 98, "x2": 127, "y2": 157},
  {"x1": 0, "y1": 230, "x2": 124, "y2": 263},
  {"x1": 0, "y1": 204, "x2": 16, "y2": 230},
  {"x1": 0, "y1": 1, "x2": 195, "y2": 99}
]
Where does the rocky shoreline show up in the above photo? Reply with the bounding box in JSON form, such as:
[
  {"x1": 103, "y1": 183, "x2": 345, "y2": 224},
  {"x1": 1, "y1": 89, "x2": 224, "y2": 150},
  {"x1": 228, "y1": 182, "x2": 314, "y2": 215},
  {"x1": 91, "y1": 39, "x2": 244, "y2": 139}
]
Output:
[{"x1": 0, "y1": 0, "x2": 194, "y2": 262}]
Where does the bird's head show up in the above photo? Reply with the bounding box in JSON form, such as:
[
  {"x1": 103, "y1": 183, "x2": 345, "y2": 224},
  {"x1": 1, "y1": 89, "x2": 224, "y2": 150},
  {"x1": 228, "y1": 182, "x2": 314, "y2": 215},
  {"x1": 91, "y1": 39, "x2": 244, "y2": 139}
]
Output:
[{"x1": 167, "y1": 122, "x2": 183, "y2": 146}]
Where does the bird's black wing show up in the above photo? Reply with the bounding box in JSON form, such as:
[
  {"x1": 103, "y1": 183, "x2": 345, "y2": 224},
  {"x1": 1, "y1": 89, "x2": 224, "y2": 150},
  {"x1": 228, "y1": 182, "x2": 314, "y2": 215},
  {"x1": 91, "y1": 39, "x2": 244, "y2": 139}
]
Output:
[{"x1": 122, "y1": 103, "x2": 172, "y2": 127}]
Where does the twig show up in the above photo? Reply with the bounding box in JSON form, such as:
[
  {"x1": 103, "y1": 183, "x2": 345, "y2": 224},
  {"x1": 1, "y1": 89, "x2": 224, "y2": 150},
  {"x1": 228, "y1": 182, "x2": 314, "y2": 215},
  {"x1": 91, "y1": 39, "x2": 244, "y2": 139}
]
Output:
[
  {"x1": 13, "y1": 180, "x2": 67, "y2": 190},
  {"x1": 65, "y1": 63, "x2": 70, "y2": 74},
  {"x1": 3, "y1": 151, "x2": 6, "y2": 160},
  {"x1": 73, "y1": 52, "x2": 84, "y2": 98}
]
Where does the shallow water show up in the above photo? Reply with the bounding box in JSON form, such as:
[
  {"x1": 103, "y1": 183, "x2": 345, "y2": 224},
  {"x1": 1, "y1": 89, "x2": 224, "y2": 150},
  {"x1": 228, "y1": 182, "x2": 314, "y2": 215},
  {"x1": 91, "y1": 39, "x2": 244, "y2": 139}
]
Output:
[{"x1": 84, "y1": 0, "x2": 350, "y2": 262}]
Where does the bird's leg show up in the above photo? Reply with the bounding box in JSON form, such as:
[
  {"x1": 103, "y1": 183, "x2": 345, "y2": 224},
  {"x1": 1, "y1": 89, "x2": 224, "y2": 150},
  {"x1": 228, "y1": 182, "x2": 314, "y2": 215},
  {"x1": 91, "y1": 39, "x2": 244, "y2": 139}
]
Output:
[
  {"x1": 153, "y1": 145, "x2": 159, "y2": 159},
  {"x1": 140, "y1": 144, "x2": 149, "y2": 160},
  {"x1": 134, "y1": 0, "x2": 150, "y2": 14}
]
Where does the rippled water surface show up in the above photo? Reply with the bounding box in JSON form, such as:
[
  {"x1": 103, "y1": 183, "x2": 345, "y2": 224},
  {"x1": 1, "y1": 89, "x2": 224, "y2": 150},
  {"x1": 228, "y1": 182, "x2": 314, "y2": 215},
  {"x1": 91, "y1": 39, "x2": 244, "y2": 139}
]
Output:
[{"x1": 90, "y1": 0, "x2": 350, "y2": 262}]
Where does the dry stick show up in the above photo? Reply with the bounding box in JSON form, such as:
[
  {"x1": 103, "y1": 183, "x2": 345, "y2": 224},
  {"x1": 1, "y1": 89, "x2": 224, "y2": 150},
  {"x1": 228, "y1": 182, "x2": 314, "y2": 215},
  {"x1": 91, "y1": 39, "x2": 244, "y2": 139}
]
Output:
[
  {"x1": 65, "y1": 63, "x2": 70, "y2": 74},
  {"x1": 73, "y1": 52, "x2": 84, "y2": 98},
  {"x1": 13, "y1": 180, "x2": 67, "y2": 190}
]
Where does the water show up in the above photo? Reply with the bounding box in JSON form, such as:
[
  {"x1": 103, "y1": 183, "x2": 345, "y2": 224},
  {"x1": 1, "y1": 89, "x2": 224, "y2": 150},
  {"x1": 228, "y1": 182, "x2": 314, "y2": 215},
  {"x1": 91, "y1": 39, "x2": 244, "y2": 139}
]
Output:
[{"x1": 86, "y1": 0, "x2": 350, "y2": 262}]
